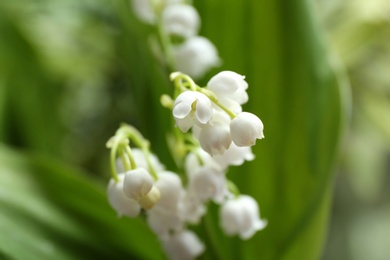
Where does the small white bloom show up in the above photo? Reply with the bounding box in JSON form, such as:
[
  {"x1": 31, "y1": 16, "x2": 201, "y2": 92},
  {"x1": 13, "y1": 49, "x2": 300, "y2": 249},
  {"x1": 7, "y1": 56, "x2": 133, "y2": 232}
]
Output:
[
  {"x1": 220, "y1": 195, "x2": 267, "y2": 240},
  {"x1": 213, "y1": 143, "x2": 255, "y2": 169},
  {"x1": 123, "y1": 168, "x2": 154, "y2": 200},
  {"x1": 188, "y1": 166, "x2": 227, "y2": 204},
  {"x1": 107, "y1": 173, "x2": 141, "y2": 218},
  {"x1": 163, "y1": 230, "x2": 205, "y2": 260},
  {"x1": 178, "y1": 193, "x2": 206, "y2": 224},
  {"x1": 172, "y1": 36, "x2": 220, "y2": 79},
  {"x1": 207, "y1": 71, "x2": 249, "y2": 105},
  {"x1": 162, "y1": 4, "x2": 200, "y2": 38},
  {"x1": 230, "y1": 112, "x2": 264, "y2": 147},
  {"x1": 198, "y1": 111, "x2": 232, "y2": 156},
  {"x1": 173, "y1": 91, "x2": 213, "y2": 132},
  {"x1": 153, "y1": 171, "x2": 184, "y2": 211},
  {"x1": 147, "y1": 171, "x2": 185, "y2": 238}
]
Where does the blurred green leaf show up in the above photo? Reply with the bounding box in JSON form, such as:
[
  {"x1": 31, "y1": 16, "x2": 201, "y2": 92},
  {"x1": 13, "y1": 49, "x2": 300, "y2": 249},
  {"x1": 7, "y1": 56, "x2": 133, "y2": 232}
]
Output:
[
  {"x1": 193, "y1": 1, "x2": 348, "y2": 259},
  {"x1": 0, "y1": 145, "x2": 164, "y2": 260}
]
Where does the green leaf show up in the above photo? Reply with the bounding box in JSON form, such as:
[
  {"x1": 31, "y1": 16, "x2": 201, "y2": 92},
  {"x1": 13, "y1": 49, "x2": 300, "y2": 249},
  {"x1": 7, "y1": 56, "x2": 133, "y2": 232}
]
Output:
[{"x1": 0, "y1": 145, "x2": 164, "y2": 260}]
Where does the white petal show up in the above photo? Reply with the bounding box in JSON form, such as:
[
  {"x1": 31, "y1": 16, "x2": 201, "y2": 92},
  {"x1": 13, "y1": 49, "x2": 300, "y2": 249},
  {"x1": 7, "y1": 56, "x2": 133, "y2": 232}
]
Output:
[
  {"x1": 194, "y1": 96, "x2": 213, "y2": 124},
  {"x1": 173, "y1": 101, "x2": 192, "y2": 119},
  {"x1": 175, "y1": 114, "x2": 194, "y2": 132}
]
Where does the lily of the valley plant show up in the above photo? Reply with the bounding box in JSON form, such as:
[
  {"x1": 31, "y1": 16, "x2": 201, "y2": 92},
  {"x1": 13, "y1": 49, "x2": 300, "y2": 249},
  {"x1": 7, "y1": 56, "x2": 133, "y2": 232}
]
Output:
[
  {"x1": 106, "y1": 1, "x2": 267, "y2": 259},
  {"x1": 106, "y1": 71, "x2": 267, "y2": 259}
]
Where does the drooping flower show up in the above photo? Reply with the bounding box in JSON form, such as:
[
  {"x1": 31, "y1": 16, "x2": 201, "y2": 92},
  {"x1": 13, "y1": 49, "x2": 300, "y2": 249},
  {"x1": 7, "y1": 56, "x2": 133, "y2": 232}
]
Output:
[
  {"x1": 212, "y1": 143, "x2": 255, "y2": 170},
  {"x1": 107, "y1": 173, "x2": 141, "y2": 218},
  {"x1": 220, "y1": 195, "x2": 267, "y2": 240},
  {"x1": 173, "y1": 91, "x2": 213, "y2": 132},
  {"x1": 172, "y1": 36, "x2": 220, "y2": 79},
  {"x1": 207, "y1": 71, "x2": 249, "y2": 105},
  {"x1": 207, "y1": 71, "x2": 249, "y2": 114},
  {"x1": 147, "y1": 171, "x2": 185, "y2": 239},
  {"x1": 163, "y1": 230, "x2": 205, "y2": 260},
  {"x1": 162, "y1": 4, "x2": 200, "y2": 38},
  {"x1": 187, "y1": 166, "x2": 227, "y2": 204},
  {"x1": 230, "y1": 112, "x2": 264, "y2": 146},
  {"x1": 198, "y1": 111, "x2": 232, "y2": 156},
  {"x1": 123, "y1": 168, "x2": 160, "y2": 209}
]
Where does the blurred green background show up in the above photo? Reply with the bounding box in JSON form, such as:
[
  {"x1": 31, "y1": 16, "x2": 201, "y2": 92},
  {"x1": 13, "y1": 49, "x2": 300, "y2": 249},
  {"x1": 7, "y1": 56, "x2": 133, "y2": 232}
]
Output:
[{"x1": 0, "y1": 0, "x2": 389, "y2": 259}]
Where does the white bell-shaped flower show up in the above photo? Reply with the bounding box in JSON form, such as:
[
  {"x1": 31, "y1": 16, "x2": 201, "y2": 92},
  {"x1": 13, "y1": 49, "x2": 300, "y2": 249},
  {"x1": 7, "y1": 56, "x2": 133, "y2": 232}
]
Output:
[
  {"x1": 230, "y1": 112, "x2": 264, "y2": 147},
  {"x1": 162, "y1": 4, "x2": 200, "y2": 38},
  {"x1": 207, "y1": 71, "x2": 249, "y2": 105},
  {"x1": 213, "y1": 143, "x2": 255, "y2": 170},
  {"x1": 153, "y1": 171, "x2": 183, "y2": 211},
  {"x1": 220, "y1": 195, "x2": 267, "y2": 240},
  {"x1": 178, "y1": 193, "x2": 206, "y2": 224},
  {"x1": 172, "y1": 36, "x2": 220, "y2": 79},
  {"x1": 107, "y1": 173, "x2": 141, "y2": 218},
  {"x1": 163, "y1": 230, "x2": 205, "y2": 260},
  {"x1": 173, "y1": 91, "x2": 213, "y2": 132},
  {"x1": 147, "y1": 171, "x2": 185, "y2": 238},
  {"x1": 198, "y1": 111, "x2": 232, "y2": 156},
  {"x1": 188, "y1": 166, "x2": 227, "y2": 204},
  {"x1": 123, "y1": 168, "x2": 154, "y2": 200},
  {"x1": 123, "y1": 168, "x2": 161, "y2": 209}
]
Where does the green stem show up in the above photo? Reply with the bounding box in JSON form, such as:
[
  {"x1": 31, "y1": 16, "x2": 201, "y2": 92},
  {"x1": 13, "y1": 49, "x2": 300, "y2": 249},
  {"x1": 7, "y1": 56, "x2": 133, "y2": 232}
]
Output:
[
  {"x1": 120, "y1": 149, "x2": 132, "y2": 171},
  {"x1": 124, "y1": 146, "x2": 137, "y2": 170},
  {"x1": 156, "y1": 14, "x2": 175, "y2": 71}
]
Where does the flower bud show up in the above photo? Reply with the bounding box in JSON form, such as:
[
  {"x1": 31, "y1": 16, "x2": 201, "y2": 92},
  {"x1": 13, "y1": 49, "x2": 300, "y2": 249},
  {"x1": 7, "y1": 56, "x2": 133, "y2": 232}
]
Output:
[{"x1": 230, "y1": 112, "x2": 264, "y2": 147}]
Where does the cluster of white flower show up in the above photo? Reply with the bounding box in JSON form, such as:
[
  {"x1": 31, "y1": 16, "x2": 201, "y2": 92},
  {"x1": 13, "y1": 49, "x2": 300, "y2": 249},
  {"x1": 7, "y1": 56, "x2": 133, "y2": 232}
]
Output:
[
  {"x1": 130, "y1": 0, "x2": 220, "y2": 79},
  {"x1": 106, "y1": 71, "x2": 267, "y2": 260}
]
